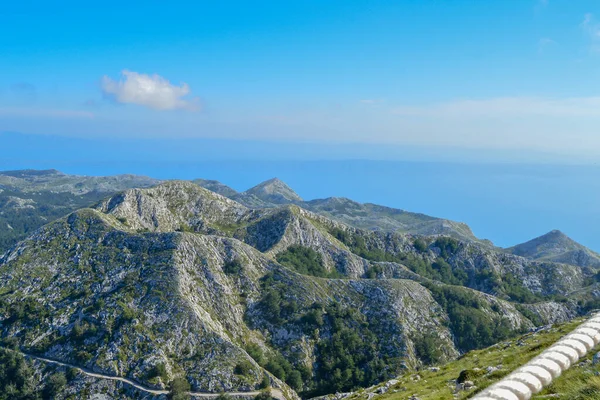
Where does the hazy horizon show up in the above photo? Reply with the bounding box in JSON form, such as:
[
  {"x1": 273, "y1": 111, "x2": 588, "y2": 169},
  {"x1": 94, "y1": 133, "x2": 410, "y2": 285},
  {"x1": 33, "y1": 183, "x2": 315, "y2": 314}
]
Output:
[{"x1": 3, "y1": 132, "x2": 599, "y2": 252}]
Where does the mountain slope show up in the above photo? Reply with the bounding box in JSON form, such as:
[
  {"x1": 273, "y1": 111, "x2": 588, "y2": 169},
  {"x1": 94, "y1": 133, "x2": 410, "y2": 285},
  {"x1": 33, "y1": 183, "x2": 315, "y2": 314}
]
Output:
[
  {"x1": 0, "y1": 207, "x2": 457, "y2": 397},
  {"x1": 508, "y1": 230, "x2": 600, "y2": 268},
  {"x1": 0, "y1": 180, "x2": 557, "y2": 398}
]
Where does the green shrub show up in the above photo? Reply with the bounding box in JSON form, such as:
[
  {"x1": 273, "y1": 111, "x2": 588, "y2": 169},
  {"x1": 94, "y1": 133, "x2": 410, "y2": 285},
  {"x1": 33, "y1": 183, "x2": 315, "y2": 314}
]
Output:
[
  {"x1": 265, "y1": 359, "x2": 287, "y2": 380},
  {"x1": 216, "y1": 394, "x2": 232, "y2": 400},
  {"x1": 168, "y1": 377, "x2": 191, "y2": 400},
  {"x1": 43, "y1": 372, "x2": 67, "y2": 399},
  {"x1": 0, "y1": 349, "x2": 38, "y2": 398},
  {"x1": 515, "y1": 305, "x2": 545, "y2": 326},
  {"x1": 300, "y1": 308, "x2": 324, "y2": 329},
  {"x1": 119, "y1": 302, "x2": 138, "y2": 322},
  {"x1": 310, "y1": 302, "x2": 402, "y2": 396},
  {"x1": 253, "y1": 274, "x2": 403, "y2": 396},
  {"x1": 286, "y1": 370, "x2": 303, "y2": 391},
  {"x1": 434, "y1": 237, "x2": 459, "y2": 258},
  {"x1": 75, "y1": 351, "x2": 93, "y2": 363},
  {"x1": 259, "y1": 374, "x2": 271, "y2": 389},
  {"x1": 425, "y1": 284, "x2": 516, "y2": 352},
  {"x1": 414, "y1": 333, "x2": 444, "y2": 365},
  {"x1": 234, "y1": 360, "x2": 253, "y2": 376},
  {"x1": 256, "y1": 273, "x2": 301, "y2": 325},
  {"x1": 148, "y1": 363, "x2": 169, "y2": 383},
  {"x1": 457, "y1": 369, "x2": 486, "y2": 383},
  {"x1": 254, "y1": 390, "x2": 274, "y2": 400},
  {"x1": 66, "y1": 367, "x2": 80, "y2": 382},
  {"x1": 365, "y1": 265, "x2": 382, "y2": 279},
  {"x1": 413, "y1": 238, "x2": 428, "y2": 253},
  {"x1": 223, "y1": 259, "x2": 243, "y2": 274},
  {"x1": 246, "y1": 344, "x2": 265, "y2": 365}
]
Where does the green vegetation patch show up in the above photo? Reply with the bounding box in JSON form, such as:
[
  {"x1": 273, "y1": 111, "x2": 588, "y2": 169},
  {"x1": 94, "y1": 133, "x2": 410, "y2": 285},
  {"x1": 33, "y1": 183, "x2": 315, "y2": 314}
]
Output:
[
  {"x1": 424, "y1": 283, "x2": 518, "y2": 352},
  {"x1": 276, "y1": 245, "x2": 339, "y2": 278},
  {"x1": 250, "y1": 272, "x2": 404, "y2": 397}
]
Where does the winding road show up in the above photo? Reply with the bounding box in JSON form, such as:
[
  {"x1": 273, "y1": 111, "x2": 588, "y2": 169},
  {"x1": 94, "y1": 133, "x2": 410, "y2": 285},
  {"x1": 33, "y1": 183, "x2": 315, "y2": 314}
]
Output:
[{"x1": 1, "y1": 347, "x2": 285, "y2": 400}]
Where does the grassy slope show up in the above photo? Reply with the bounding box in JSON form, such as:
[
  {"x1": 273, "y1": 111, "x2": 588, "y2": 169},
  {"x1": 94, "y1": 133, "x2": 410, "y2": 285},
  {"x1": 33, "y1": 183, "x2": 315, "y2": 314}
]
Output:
[{"x1": 341, "y1": 316, "x2": 600, "y2": 400}]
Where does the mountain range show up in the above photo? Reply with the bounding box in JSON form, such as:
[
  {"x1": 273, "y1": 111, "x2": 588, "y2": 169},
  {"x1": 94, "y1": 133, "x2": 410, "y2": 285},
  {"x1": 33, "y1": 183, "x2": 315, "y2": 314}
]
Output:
[{"x1": 0, "y1": 169, "x2": 598, "y2": 399}]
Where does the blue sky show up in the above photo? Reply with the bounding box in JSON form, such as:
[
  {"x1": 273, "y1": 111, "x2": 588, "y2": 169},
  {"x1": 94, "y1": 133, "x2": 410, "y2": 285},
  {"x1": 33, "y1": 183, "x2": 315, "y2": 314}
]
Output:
[
  {"x1": 2, "y1": 0, "x2": 600, "y2": 161},
  {"x1": 2, "y1": 2, "x2": 600, "y2": 249}
]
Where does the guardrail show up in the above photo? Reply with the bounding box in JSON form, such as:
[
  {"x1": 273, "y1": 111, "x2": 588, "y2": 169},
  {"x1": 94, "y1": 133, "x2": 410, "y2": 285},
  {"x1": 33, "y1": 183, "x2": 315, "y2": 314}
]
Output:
[{"x1": 473, "y1": 312, "x2": 600, "y2": 400}]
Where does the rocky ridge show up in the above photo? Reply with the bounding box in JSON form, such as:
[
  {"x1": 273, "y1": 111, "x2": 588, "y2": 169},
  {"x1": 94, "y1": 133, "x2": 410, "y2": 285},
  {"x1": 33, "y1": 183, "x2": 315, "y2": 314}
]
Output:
[{"x1": 194, "y1": 178, "x2": 485, "y2": 244}]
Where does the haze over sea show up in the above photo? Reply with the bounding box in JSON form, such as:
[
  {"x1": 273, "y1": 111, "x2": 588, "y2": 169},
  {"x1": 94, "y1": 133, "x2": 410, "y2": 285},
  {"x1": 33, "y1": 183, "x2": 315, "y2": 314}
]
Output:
[{"x1": 3, "y1": 132, "x2": 598, "y2": 251}]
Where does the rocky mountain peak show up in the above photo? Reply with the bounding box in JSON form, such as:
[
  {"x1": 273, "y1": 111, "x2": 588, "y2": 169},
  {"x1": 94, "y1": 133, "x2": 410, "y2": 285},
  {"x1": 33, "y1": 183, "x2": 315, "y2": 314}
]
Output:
[
  {"x1": 514, "y1": 230, "x2": 577, "y2": 251},
  {"x1": 508, "y1": 230, "x2": 600, "y2": 268},
  {"x1": 545, "y1": 229, "x2": 568, "y2": 239},
  {"x1": 244, "y1": 177, "x2": 303, "y2": 204},
  {"x1": 96, "y1": 180, "x2": 249, "y2": 233}
]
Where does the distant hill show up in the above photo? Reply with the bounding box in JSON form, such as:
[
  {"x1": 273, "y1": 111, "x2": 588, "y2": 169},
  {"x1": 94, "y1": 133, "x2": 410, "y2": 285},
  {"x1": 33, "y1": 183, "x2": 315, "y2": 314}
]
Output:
[
  {"x1": 233, "y1": 177, "x2": 303, "y2": 206},
  {"x1": 195, "y1": 177, "x2": 485, "y2": 243},
  {"x1": 507, "y1": 230, "x2": 600, "y2": 268},
  {"x1": 0, "y1": 169, "x2": 159, "y2": 194},
  {"x1": 0, "y1": 169, "x2": 160, "y2": 253},
  {"x1": 302, "y1": 197, "x2": 483, "y2": 243}
]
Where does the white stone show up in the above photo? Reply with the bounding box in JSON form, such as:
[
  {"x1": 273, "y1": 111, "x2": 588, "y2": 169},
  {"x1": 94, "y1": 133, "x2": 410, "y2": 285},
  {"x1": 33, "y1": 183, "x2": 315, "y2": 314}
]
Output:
[
  {"x1": 507, "y1": 372, "x2": 543, "y2": 393},
  {"x1": 494, "y1": 380, "x2": 533, "y2": 400},
  {"x1": 528, "y1": 359, "x2": 562, "y2": 379}
]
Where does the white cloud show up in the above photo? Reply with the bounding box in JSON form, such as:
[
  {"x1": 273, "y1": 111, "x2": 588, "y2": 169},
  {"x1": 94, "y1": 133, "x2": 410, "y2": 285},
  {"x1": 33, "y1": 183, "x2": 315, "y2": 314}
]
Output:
[
  {"x1": 101, "y1": 70, "x2": 199, "y2": 111},
  {"x1": 392, "y1": 97, "x2": 600, "y2": 118}
]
